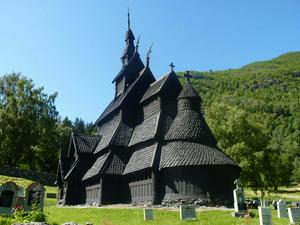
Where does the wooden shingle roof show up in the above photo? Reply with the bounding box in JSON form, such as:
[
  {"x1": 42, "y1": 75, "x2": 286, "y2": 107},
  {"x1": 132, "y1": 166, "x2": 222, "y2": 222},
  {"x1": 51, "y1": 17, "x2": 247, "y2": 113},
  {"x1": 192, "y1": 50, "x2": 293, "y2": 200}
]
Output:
[
  {"x1": 113, "y1": 50, "x2": 144, "y2": 83},
  {"x1": 103, "y1": 152, "x2": 127, "y2": 175},
  {"x1": 177, "y1": 82, "x2": 200, "y2": 100},
  {"x1": 140, "y1": 70, "x2": 179, "y2": 103},
  {"x1": 112, "y1": 122, "x2": 133, "y2": 146},
  {"x1": 64, "y1": 157, "x2": 94, "y2": 181},
  {"x1": 123, "y1": 144, "x2": 158, "y2": 175},
  {"x1": 164, "y1": 110, "x2": 217, "y2": 146},
  {"x1": 94, "y1": 113, "x2": 122, "y2": 153},
  {"x1": 82, "y1": 152, "x2": 110, "y2": 181},
  {"x1": 159, "y1": 141, "x2": 237, "y2": 169},
  {"x1": 140, "y1": 75, "x2": 169, "y2": 103},
  {"x1": 73, "y1": 133, "x2": 101, "y2": 154},
  {"x1": 129, "y1": 111, "x2": 160, "y2": 146},
  {"x1": 95, "y1": 62, "x2": 155, "y2": 124}
]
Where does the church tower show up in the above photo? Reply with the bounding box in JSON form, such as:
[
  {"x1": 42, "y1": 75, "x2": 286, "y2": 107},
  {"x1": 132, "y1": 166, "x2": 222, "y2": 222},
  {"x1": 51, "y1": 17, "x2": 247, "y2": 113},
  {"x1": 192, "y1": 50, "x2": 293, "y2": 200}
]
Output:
[{"x1": 112, "y1": 12, "x2": 144, "y2": 98}]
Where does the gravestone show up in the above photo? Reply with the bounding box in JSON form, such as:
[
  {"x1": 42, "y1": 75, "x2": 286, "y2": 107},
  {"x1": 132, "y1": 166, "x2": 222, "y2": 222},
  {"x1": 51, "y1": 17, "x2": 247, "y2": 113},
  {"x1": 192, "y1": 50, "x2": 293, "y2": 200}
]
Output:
[
  {"x1": 24, "y1": 183, "x2": 45, "y2": 211},
  {"x1": 272, "y1": 200, "x2": 277, "y2": 210},
  {"x1": 0, "y1": 181, "x2": 19, "y2": 215},
  {"x1": 277, "y1": 199, "x2": 288, "y2": 218},
  {"x1": 288, "y1": 207, "x2": 300, "y2": 225},
  {"x1": 233, "y1": 188, "x2": 247, "y2": 217},
  {"x1": 143, "y1": 208, "x2": 153, "y2": 220},
  {"x1": 258, "y1": 207, "x2": 272, "y2": 225},
  {"x1": 180, "y1": 205, "x2": 196, "y2": 220},
  {"x1": 15, "y1": 186, "x2": 25, "y2": 209}
]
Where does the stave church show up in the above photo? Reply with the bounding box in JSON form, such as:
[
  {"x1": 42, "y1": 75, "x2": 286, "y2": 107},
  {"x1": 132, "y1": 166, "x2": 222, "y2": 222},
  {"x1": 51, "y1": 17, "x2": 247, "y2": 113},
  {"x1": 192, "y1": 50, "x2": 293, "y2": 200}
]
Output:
[{"x1": 56, "y1": 14, "x2": 240, "y2": 206}]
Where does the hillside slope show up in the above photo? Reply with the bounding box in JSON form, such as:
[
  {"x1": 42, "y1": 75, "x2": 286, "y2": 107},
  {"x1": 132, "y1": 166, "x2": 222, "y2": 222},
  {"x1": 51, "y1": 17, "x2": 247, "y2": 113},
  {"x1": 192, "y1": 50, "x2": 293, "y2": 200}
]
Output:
[{"x1": 179, "y1": 51, "x2": 300, "y2": 189}]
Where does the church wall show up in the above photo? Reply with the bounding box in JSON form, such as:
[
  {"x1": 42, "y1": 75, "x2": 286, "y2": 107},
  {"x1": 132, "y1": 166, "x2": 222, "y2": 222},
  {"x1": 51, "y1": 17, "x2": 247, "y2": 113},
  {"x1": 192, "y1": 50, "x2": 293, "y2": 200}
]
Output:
[
  {"x1": 65, "y1": 181, "x2": 86, "y2": 205},
  {"x1": 85, "y1": 180, "x2": 102, "y2": 205},
  {"x1": 127, "y1": 171, "x2": 155, "y2": 203},
  {"x1": 102, "y1": 175, "x2": 131, "y2": 204},
  {"x1": 160, "y1": 166, "x2": 238, "y2": 206}
]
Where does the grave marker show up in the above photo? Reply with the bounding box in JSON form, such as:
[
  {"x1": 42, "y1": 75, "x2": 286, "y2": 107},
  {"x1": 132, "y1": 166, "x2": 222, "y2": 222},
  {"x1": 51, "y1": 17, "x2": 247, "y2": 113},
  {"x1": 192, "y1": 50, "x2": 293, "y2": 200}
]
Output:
[
  {"x1": 258, "y1": 207, "x2": 272, "y2": 225},
  {"x1": 24, "y1": 183, "x2": 45, "y2": 211},
  {"x1": 0, "y1": 181, "x2": 19, "y2": 215},
  {"x1": 277, "y1": 199, "x2": 288, "y2": 218},
  {"x1": 232, "y1": 182, "x2": 247, "y2": 217},
  {"x1": 288, "y1": 207, "x2": 300, "y2": 225},
  {"x1": 143, "y1": 208, "x2": 153, "y2": 220},
  {"x1": 180, "y1": 205, "x2": 196, "y2": 220}
]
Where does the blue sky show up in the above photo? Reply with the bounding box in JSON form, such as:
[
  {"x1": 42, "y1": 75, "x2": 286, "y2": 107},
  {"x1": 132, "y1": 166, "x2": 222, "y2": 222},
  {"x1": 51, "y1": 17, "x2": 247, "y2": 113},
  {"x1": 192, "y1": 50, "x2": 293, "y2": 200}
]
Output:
[{"x1": 1, "y1": 0, "x2": 300, "y2": 122}]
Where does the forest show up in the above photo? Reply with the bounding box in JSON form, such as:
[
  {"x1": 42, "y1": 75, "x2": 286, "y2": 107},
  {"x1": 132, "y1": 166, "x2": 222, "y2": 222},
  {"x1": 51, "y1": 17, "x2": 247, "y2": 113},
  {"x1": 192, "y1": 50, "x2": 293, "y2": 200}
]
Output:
[{"x1": 0, "y1": 51, "x2": 299, "y2": 194}]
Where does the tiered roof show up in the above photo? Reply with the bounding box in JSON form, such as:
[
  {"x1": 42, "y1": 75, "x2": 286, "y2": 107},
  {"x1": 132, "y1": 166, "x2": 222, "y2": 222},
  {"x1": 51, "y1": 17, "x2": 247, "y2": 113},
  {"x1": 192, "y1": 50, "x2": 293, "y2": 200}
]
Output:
[{"x1": 160, "y1": 80, "x2": 236, "y2": 169}]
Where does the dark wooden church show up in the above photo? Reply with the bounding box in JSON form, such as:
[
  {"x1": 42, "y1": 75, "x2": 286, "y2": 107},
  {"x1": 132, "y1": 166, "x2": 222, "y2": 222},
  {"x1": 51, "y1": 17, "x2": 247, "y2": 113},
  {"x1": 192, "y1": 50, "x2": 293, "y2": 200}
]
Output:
[{"x1": 56, "y1": 14, "x2": 240, "y2": 206}]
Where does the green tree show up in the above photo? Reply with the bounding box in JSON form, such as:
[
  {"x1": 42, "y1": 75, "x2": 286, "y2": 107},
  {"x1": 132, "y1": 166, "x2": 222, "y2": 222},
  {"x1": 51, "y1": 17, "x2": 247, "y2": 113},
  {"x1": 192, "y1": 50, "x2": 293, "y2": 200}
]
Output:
[
  {"x1": 205, "y1": 102, "x2": 271, "y2": 196},
  {"x1": 0, "y1": 73, "x2": 59, "y2": 172}
]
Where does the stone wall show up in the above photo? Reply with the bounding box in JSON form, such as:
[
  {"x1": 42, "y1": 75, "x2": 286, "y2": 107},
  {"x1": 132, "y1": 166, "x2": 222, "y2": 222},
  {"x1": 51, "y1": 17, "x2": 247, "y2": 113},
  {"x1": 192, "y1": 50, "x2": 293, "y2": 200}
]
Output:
[{"x1": 0, "y1": 165, "x2": 56, "y2": 186}]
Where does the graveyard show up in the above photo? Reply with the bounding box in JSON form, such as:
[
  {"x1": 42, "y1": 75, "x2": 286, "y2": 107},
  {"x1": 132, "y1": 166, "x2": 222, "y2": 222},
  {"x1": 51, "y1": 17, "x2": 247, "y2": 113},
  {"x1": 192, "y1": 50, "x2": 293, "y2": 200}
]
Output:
[{"x1": 0, "y1": 175, "x2": 299, "y2": 224}]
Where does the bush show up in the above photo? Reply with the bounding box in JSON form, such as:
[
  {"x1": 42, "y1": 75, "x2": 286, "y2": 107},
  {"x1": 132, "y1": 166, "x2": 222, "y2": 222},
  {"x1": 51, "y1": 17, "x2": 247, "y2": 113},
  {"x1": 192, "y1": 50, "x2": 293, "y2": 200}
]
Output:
[{"x1": 0, "y1": 205, "x2": 47, "y2": 225}]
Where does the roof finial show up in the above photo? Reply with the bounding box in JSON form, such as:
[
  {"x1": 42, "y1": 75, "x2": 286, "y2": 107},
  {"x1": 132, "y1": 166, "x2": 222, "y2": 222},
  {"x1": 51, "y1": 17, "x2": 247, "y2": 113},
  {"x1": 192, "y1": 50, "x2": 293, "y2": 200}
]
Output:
[
  {"x1": 169, "y1": 62, "x2": 175, "y2": 71},
  {"x1": 146, "y1": 43, "x2": 153, "y2": 66},
  {"x1": 127, "y1": 7, "x2": 131, "y2": 29},
  {"x1": 135, "y1": 35, "x2": 140, "y2": 52},
  {"x1": 184, "y1": 70, "x2": 193, "y2": 84}
]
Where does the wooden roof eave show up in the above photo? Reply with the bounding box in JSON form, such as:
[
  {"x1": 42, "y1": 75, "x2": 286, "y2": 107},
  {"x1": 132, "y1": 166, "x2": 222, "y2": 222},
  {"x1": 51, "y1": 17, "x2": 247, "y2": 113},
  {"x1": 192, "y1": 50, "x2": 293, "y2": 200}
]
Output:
[{"x1": 63, "y1": 159, "x2": 79, "y2": 181}]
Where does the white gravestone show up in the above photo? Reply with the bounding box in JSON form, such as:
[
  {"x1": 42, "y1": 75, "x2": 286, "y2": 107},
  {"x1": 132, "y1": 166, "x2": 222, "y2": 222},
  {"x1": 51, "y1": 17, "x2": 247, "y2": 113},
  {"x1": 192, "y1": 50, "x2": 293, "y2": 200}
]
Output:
[
  {"x1": 288, "y1": 207, "x2": 300, "y2": 225},
  {"x1": 258, "y1": 207, "x2": 272, "y2": 225},
  {"x1": 143, "y1": 208, "x2": 153, "y2": 221},
  {"x1": 233, "y1": 188, "x2": 247, "y2": 213},
  {"x1": 277, "y1": 199, "x2": 288, "y2": 218},
  {"x1": 180, "y1": 205, "x2": 196, "y2": 220}
]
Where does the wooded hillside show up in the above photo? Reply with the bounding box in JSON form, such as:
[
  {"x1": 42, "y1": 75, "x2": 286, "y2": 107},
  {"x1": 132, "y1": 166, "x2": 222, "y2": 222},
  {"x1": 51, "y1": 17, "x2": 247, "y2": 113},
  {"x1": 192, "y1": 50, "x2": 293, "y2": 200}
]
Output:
[{"x1": 179, "y1": 51, "x2": 300, "y2": 193}]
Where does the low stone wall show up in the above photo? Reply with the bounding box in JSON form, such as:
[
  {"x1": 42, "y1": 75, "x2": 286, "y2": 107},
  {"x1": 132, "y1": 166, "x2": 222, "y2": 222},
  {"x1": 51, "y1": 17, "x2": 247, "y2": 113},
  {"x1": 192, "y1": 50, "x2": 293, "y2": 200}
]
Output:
[{"x1": 0, "y1": 165, "x2": 56, "y2": 186}]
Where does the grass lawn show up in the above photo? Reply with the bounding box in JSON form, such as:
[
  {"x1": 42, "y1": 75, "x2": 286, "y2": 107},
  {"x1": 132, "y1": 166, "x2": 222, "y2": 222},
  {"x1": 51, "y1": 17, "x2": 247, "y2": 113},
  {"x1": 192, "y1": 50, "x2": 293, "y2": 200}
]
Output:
[
  {"x1": 45, "y1": 207, "x2": 289, "y2": 225},
  {"x1": 245, "y1": 184, "x2": 300, "y2": 202},
  {"x1": 1, "y1": 175, "x2": 299, "y2": 224}
]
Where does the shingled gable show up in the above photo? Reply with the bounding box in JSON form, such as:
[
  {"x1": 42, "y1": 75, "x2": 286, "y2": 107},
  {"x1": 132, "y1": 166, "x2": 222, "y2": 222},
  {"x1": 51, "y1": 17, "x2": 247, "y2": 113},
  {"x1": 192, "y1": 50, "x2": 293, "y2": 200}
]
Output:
[
  {"x1": 60, "y1": 133, "x2": 101, "y2": 181},
  {"x1": 128, "y1": 69, "x2": 182, "y2": 146},
  {"x1": 82, "y1": 152, "x2": 110, "y2": 181},
  {"x1": 123, "y1": 143, "x2": 158, "y2": 175},
  {"x1": 73, "y1": 133, "x2": 102, "y2": 154},
  {"x1": 140, "y1": 70, "x2": 181, "y2": 104}
]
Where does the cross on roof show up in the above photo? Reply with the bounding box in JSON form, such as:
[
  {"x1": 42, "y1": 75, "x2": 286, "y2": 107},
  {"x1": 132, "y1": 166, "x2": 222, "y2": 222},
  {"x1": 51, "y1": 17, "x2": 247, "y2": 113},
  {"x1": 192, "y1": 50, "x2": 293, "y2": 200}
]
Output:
[
  {"x1": 169, "y1": 62, "x2": 175, "y2": 71},
  {"x1": 184, "y1": 71, "x2": 193, "y2": 83}
]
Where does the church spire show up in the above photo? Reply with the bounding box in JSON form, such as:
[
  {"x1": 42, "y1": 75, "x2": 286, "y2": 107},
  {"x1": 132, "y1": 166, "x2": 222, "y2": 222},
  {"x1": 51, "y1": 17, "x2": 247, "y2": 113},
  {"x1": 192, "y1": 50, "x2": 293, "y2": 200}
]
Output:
[
  {"x1": 121, "y1": 10, "x2": 135, "y2": 66},
  {"x1": 127, "y1": 8, "x2": 131, "y2": 29}
]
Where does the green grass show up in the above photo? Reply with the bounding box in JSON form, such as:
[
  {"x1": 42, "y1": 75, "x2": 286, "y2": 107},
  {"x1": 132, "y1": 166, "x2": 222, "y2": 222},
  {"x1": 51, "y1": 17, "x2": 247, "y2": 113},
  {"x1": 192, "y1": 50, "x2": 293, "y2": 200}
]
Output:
[
  {"x1": 45, "y1": 207, "x2": 289, "y2": 225},
  {"x1": 1, "y1": 175, "x2": 299, "y2": 224},
  {"x1": 244, "y1": 184, "x2": 300, "y2": 202}
]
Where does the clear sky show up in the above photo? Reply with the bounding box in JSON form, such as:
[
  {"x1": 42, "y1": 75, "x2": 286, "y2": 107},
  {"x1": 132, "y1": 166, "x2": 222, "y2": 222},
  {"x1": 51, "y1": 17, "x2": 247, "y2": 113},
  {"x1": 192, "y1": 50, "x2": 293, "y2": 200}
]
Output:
[{"x1": 1, "y1": 0, "x2": 299, "y2": 123}]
